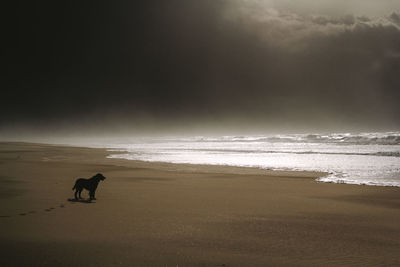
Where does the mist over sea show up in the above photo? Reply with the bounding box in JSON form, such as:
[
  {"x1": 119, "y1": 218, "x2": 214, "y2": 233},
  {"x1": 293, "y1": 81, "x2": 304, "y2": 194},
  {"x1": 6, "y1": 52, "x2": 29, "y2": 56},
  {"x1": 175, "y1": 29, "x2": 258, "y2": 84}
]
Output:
[{"x1": 99, "y1": 132, "x2": 400, "y2": 187}]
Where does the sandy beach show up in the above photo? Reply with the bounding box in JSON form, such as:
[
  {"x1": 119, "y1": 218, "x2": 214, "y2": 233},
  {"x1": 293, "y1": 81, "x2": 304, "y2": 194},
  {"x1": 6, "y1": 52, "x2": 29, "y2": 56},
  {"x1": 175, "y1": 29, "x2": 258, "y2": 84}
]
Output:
[{"x1": 0, "y1": 142, "x2": 399, "y2": 266}]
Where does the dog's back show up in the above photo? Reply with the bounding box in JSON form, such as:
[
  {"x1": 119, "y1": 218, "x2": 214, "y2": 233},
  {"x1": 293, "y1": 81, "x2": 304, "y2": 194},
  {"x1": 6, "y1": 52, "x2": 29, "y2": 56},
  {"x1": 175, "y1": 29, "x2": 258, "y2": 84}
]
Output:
[{"x1": 72, "y1": 178, "x2": 87, "y2": 190}]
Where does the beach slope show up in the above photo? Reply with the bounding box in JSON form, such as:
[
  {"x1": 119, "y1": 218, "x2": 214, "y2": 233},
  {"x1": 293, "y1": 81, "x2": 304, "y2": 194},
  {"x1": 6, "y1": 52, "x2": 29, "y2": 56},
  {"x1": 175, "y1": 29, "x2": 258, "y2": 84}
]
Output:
[{"x1": 0, "y1": 142, "x2": 399, "y2": 266}]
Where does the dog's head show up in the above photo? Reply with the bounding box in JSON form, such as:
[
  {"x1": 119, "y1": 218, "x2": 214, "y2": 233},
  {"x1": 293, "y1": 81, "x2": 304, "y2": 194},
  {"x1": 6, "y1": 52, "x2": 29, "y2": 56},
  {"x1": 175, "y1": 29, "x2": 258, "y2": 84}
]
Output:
[{"x1": 94, "y1": 173, "x2": 106, "y2": 181}]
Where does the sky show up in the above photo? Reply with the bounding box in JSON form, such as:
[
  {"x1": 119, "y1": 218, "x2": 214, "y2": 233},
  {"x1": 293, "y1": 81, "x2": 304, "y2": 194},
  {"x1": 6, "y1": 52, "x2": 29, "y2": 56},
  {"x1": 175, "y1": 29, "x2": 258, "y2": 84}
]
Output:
[{"x1": 2, "y1": 0, "x2": 400, "y2": 138}]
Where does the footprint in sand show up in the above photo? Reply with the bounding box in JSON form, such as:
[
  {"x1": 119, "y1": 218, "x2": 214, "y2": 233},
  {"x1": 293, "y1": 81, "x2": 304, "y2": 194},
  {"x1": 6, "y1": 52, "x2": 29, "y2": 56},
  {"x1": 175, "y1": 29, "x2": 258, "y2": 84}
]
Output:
[{"x1": 9, "y1": 203, "x2": 69, "y2": 217}]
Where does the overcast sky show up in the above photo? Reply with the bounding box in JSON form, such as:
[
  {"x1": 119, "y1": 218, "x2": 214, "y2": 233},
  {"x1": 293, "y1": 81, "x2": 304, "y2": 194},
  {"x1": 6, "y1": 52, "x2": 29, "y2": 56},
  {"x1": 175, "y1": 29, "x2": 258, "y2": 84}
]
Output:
[
  {"x1": 263, "y1": 0, "x2": 400, "y2": 16},
  {"x1": 2, "y1": 1, "x2": 400, "y2": 137}
]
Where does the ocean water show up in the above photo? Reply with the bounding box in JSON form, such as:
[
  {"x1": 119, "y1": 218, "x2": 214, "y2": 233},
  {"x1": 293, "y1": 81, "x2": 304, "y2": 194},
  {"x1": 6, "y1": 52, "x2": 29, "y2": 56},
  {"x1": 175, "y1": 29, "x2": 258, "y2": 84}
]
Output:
[{"x1": 104, "y1": 132, "x2": 400, "y2": 187}]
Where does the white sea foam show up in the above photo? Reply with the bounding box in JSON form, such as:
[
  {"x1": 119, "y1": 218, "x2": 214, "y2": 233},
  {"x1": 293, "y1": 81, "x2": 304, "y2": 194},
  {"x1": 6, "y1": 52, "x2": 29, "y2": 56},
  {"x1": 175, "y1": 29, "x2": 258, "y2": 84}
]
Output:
[{"x1": 101, "y1": 132, "x2": 400, "y2": 187}]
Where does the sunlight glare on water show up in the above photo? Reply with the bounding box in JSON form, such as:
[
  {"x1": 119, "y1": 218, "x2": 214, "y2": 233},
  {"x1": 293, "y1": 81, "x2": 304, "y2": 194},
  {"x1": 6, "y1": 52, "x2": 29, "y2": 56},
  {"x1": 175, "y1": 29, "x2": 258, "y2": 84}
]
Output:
[{"x1": 103, "y1": 132, "x2": 400, "y2": 187}]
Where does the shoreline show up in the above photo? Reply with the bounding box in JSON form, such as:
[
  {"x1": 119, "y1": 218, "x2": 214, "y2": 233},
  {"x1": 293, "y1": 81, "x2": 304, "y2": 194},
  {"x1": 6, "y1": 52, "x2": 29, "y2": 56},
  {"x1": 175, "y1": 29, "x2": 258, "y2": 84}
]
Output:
[
  {"x1": 4, "y1": 141, "x2": 399, "y2": 188},
  {"x1": 2, "y1": 140, "x2": 328, "y2": 178},
  {"x1": 12, "y1": 140, "x2": 394, "y2": 188},
  {"x1": 1, "y1": 142, "x2": 400, "y2": 266}
]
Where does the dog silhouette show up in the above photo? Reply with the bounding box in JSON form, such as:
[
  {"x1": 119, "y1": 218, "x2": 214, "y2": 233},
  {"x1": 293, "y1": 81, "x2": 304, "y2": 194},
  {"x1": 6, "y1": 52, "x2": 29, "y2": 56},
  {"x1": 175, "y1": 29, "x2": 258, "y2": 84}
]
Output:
[{"x1": 72, "y1": 173, "x2": 106, "y2": 200}]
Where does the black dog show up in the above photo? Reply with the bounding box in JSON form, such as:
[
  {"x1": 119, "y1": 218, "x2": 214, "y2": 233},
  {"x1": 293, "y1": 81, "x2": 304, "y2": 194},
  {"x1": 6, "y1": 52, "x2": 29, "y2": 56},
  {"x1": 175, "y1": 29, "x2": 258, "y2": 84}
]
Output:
[{"x1": 72, "y1": 173, "x2": 106, "y2": 200}]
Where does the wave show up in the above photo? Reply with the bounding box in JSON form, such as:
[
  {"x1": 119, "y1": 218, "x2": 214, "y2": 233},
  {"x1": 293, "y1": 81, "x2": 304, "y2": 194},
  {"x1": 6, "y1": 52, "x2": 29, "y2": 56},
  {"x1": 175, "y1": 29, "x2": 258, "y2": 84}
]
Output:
[
  {"x1": 167, "y1": 148, "x2": 400, "y2": 158},
  {"x1": 102, "y1": 131, "x2": 400, "y2": 188},
  {"x1": 164, "y1": 132, "x2": 400, "y2": 145}
]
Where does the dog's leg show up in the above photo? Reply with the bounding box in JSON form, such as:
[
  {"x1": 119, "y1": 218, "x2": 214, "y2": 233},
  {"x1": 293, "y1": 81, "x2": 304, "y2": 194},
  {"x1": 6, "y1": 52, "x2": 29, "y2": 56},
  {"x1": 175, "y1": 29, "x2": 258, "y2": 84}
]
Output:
[
  {"x1": 74, "y1": 190, "x2": 79, "y2": 200},
  {"x1": 78, "y1": 189, "x2": 83, "y2": 199},
  {"x1": 89, "y1": 190, "x2": 96, "y2": 200}
]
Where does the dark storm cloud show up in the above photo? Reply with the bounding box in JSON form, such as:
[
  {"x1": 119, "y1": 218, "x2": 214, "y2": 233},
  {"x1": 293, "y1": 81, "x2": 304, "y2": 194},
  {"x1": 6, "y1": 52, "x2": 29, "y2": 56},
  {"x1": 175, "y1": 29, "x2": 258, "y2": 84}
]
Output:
[
  {"x1": 390, "y1": 12, "x2": 400, "y2": 25},
  {"x1": 2, "y1": 0, "x2": 400, "y2": 133}
]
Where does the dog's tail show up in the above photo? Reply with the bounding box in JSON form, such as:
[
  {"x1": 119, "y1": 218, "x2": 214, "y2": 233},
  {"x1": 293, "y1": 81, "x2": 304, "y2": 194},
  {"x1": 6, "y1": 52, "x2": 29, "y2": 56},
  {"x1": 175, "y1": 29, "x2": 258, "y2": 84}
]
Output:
[{"x1": 72, "y1": 183, "x2": 76, "y2": 191}]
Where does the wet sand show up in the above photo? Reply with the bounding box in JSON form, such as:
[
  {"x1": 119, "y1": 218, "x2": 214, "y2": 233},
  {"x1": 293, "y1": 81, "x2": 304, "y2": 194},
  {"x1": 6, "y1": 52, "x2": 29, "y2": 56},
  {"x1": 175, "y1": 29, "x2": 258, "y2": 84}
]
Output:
[{"x1": 0, "y1": 142, "x2": 399, "y2": 266}]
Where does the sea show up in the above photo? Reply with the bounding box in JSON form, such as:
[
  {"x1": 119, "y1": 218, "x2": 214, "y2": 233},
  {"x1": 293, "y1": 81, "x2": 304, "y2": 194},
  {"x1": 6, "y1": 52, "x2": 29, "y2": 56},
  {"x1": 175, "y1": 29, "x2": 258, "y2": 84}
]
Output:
[{"x1": 98, "y1": 132, "x2": 400, "y2": 187}]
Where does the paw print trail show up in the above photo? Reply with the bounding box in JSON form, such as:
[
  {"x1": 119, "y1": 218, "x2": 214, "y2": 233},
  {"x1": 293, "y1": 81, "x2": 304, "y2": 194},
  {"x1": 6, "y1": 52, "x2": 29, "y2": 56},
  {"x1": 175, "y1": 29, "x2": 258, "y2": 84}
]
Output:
[{"x1": 0, "y1": 202, "x2": 73, "y2": 218}]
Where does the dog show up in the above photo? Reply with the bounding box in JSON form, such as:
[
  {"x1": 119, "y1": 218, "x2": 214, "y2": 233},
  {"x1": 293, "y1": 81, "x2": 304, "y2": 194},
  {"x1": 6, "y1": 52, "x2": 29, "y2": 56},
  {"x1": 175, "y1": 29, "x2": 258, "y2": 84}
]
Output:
[{"x1": 72, "y1": 173, "x2": 106, "y2": 200}]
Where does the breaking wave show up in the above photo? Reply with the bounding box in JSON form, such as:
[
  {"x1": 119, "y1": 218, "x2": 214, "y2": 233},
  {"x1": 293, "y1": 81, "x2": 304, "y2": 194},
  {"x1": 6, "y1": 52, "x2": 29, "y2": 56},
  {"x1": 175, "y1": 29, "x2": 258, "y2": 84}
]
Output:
[
  {"x1": 169, "y1": 148, "x2": 400, "y2": 158},
  {"x1": 102, "y1": 131, "x2": 400, "y2": 187},
  {"x1": 165, "y1": 132, "x2": 400, "y2": 145}
]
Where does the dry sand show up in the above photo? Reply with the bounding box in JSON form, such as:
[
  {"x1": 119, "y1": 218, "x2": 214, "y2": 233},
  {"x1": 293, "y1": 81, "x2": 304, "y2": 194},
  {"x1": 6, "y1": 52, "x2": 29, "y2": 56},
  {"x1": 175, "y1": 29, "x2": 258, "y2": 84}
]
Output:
[{"x1": 0, "y1": 142, "x2": 399, "y2": 266}]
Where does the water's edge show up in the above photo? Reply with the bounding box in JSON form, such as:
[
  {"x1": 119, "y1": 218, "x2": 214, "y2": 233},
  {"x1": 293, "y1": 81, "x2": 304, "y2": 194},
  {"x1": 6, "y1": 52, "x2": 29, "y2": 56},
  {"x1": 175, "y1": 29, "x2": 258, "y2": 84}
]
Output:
[{"x1": 106, "y1": 152, "x2": 399, "y2": 187}]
